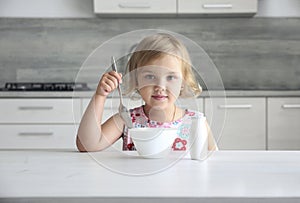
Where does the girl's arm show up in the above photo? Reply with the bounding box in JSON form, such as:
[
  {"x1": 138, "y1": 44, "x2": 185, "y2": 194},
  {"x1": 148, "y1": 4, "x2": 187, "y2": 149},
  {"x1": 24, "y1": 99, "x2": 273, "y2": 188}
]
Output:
[{"x1": 76, "y1": 71, "x2": 124, "y2": 152}]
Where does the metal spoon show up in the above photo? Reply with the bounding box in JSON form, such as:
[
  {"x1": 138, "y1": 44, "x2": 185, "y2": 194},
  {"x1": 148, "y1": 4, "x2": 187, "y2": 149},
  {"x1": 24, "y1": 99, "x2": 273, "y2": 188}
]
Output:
[{"x1": 111, "y1": 56, "x2": 133, "y2": 128}]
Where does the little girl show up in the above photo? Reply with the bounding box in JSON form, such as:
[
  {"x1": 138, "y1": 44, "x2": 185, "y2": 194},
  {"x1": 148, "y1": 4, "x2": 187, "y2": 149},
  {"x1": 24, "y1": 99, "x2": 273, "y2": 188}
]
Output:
[{"x1": 76, "y1": 33, "x2": 218, "y2": 152}]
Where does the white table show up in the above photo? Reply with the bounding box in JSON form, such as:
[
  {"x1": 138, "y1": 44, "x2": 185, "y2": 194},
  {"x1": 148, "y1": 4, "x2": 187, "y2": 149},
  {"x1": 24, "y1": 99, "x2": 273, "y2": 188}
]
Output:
[{"x1": 0, "y1": 149, "x2": 300, "y2": 203}]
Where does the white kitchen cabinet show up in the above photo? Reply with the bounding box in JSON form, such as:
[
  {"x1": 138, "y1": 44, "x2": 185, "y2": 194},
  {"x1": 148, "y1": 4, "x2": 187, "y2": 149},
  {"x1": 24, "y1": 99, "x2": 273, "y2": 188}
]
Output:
[
  {"x1": 205, "y1": 97, "x2": 266, "y2": 150},
  {"x1": 0, "y1": 125, "x2": 77, "y2": 149},
  {"x1": 93, "y1": 0, "x2": 177, "y2": 14},
  {"x1": 0, "y1": 99, "x2": 81, "y2": 124},
  {"x1": 178, "y1": 0, "x2": 257, "y2": 15},
  {"x1": 267, "y1": 98, "x2": 300, "y2": 150},
  {"x1": 0, "y1": 98, "x2": 81, "y2": 149}
]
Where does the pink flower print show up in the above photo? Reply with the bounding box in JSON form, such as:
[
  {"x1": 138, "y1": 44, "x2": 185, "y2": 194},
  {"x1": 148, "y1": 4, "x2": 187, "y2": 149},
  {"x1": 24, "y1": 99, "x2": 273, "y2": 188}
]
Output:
[
  {"x1": 127, "y1": 143, "x2": 135, "y2": 150},
  {"x1": 178, "y1": 124, "x2": 190, "y2": 139},
  {"x1": 187, "y1": 111, "x2": 195, "y2": 116},
  {"x1": 172, "y1": 138, "x2": 187, "y2": 151},
  {"x1": 182, "y1": 127, "x2": 189, "y2": 135},
  {"x1": 181, "y1": 128, "x2": 189, "y2": 139},
  {"x1": 157, "y1": 122, "x2": 164, "y2": 126}
]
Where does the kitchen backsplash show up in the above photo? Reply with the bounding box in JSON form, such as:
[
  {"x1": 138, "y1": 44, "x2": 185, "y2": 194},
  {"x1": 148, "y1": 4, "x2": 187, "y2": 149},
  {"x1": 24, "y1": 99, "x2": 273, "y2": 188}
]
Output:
[{"x1": 0, "y1": 18, "x2": 299, "y2": 90}]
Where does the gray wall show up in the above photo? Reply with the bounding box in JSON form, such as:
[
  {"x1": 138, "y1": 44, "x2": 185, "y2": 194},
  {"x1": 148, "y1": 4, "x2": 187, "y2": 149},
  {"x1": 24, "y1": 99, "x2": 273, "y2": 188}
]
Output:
[{"x1": 0, "y1": 18, "x2": 299, "y2": 90}]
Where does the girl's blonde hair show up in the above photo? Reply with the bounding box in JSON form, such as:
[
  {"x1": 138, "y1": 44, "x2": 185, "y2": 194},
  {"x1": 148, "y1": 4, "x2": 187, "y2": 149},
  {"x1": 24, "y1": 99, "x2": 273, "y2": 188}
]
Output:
[{"x1": 124, "y1": 33, "x2": 202, "y2": 98}]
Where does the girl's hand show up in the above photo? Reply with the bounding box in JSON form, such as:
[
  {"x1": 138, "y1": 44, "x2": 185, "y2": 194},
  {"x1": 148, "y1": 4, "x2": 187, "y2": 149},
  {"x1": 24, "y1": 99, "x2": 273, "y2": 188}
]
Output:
[{"x1": 96, "y1": 71, "x2": 122, "y2": 96}]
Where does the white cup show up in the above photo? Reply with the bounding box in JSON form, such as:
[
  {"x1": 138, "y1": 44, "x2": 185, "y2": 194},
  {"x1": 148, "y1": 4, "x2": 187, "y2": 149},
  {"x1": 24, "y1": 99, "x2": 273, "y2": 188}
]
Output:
[{"x1": 188, "y1": 116, "x2": 208, "y2": 160}]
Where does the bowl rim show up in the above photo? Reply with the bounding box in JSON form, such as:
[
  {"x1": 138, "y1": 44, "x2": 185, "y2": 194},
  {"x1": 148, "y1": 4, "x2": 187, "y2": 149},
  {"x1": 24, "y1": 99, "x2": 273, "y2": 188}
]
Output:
[{"x1": 129, "y1": 127, "x2": 178, "y2": 141}]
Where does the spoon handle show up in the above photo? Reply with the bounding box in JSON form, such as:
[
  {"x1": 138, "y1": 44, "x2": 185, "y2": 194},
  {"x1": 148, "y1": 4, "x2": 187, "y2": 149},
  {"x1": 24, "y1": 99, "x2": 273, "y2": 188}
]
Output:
[{"x1": 111, "y1": 56, "x2": 123, "y2": 104}]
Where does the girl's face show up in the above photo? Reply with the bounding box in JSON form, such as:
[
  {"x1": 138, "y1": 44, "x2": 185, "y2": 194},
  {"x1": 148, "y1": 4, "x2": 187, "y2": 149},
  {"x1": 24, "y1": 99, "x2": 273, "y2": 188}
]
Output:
[{"x1": 136, "y1": 55, "x2": 183, "y2": 110}]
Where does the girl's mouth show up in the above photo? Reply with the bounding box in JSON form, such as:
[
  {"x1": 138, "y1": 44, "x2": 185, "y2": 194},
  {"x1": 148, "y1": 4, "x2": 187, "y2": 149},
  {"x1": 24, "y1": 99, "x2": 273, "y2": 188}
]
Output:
[{"x1": 152, "y1": 95, "x2": 168, "y2": 100}]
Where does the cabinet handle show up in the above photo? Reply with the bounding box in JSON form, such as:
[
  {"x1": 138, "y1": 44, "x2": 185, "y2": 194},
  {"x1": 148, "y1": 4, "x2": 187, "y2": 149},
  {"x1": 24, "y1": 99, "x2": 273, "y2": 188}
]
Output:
[
  {"x1": 203, "y1": 4, "x2": 233, "y2": 9},
  {"x1": 18, "y1": 132, "x2": 54, "y2": 136},
  {"x1": 118, "y1": 3, "x2": 151, "y2": 9},
  {"x1": 218, "y1": 104, "x2": 252, "y2": 109},
  {"x1": 282, "y1": 104, "x2": 300, "y2": 109},
  {"x1": 18, "y1": 106, "x2": 53, "y2": 110}
]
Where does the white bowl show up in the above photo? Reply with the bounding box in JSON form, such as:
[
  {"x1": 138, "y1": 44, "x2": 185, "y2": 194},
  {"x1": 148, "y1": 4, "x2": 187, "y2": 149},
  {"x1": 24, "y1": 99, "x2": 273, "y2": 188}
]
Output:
[{"x1": 129, "y1": 128, "x2": 178, "y2": 159}]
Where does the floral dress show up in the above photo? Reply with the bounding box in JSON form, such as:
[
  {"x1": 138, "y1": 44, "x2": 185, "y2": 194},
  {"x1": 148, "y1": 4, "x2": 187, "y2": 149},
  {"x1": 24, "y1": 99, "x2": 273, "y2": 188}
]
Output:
[{"x1": 122, "y1": 106, "x2": 204, "y2": 151}]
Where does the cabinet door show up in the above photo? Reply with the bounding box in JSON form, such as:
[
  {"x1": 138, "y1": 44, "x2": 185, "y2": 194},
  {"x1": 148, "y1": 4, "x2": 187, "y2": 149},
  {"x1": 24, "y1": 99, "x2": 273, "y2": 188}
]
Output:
[
  {"x1": 205, "y1": 98, "x2": 266, "y2": 150},
  {"x1": 94, "y1": 0, "x2": 176, "y2": 14},
  {"x1": 0, "y1": 99, "x2": 81, "y2": 124},
  {"x1": 0, "y1": 125, "x2": 77, "y2": 149},
  {"x1": 268, "y1": 98, "x2": 300, "y2": 150},
  {"x1": 178, "y1": 0, "x2": 257, "y2": 15}
]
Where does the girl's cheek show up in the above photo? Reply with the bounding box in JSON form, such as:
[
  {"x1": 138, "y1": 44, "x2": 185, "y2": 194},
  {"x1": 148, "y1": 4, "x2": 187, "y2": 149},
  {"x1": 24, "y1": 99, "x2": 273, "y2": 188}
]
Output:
[
  {"x1": 167, "y1": 84, "x2": 181, "y2": 97},
  {"x1": 167, "y1": 78, "x2": 182, "y2": 96}
]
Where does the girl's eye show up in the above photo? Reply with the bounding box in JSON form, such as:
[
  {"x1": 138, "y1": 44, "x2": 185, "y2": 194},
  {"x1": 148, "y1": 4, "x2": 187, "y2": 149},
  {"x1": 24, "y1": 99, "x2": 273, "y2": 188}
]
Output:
[
  {"x1": 167, "y1": 75, "x2": 177, "y2": 81},
  {"x1": 145, "y1": 75, "x2": 155, "y2": 80}
]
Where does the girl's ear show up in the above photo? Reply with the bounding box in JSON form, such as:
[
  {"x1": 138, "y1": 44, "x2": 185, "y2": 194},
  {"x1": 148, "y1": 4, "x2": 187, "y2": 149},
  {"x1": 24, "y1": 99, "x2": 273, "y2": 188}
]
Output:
[{"x1": 179, "y1": 85, "x2": 184, "y2": 96}]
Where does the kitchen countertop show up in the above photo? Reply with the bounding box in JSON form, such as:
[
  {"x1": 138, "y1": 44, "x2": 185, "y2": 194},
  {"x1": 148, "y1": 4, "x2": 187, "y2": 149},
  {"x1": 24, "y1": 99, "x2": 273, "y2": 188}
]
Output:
[
  {"x1": 1, "y1": 150, "x2": 300, "y2": 202},
  {"x1": 0, "y1": 90, "x2": 300, "y2": 98}
]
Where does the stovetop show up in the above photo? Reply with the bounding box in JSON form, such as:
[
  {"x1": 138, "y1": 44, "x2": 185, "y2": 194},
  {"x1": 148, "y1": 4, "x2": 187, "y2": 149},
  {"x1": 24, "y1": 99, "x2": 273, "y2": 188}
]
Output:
[{"x1": 0, "y1": 82, "x2": 90, "y2": 91}]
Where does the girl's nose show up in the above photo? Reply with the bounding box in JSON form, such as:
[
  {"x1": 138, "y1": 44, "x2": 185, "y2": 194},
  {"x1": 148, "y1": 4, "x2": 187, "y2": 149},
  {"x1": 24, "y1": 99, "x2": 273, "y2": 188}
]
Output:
[
  {"x1": 154, "y1": 85, "x2": 165, "y2": 92},
  {"x1": 154, "y1": 79, "x2": 166, "y2": 91}
]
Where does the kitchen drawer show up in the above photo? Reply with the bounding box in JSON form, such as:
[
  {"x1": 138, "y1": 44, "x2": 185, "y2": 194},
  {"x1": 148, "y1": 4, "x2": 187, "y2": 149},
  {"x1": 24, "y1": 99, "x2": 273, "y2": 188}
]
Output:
[
  {"x1": 0, "y1": 99, "x2": 81, "y2": 124},
  {"x1": 205, "y1": 97, "x2": 266, "y2": 150},
  {"x1": 94, "y1": 0, "x2": 176, "y2": 14},
  {"x1": 0, "y1": 125, "x2": 77, "y2": 149},
  {"x1": 268, "y1": 98, "x2": 300, "y2": 150},
  {"x1": 82, "y1": 98, "x2": 143, "y2": 123},
  {"x1": 178, "y1": 0, "x2": 257, "y2": 15}
]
